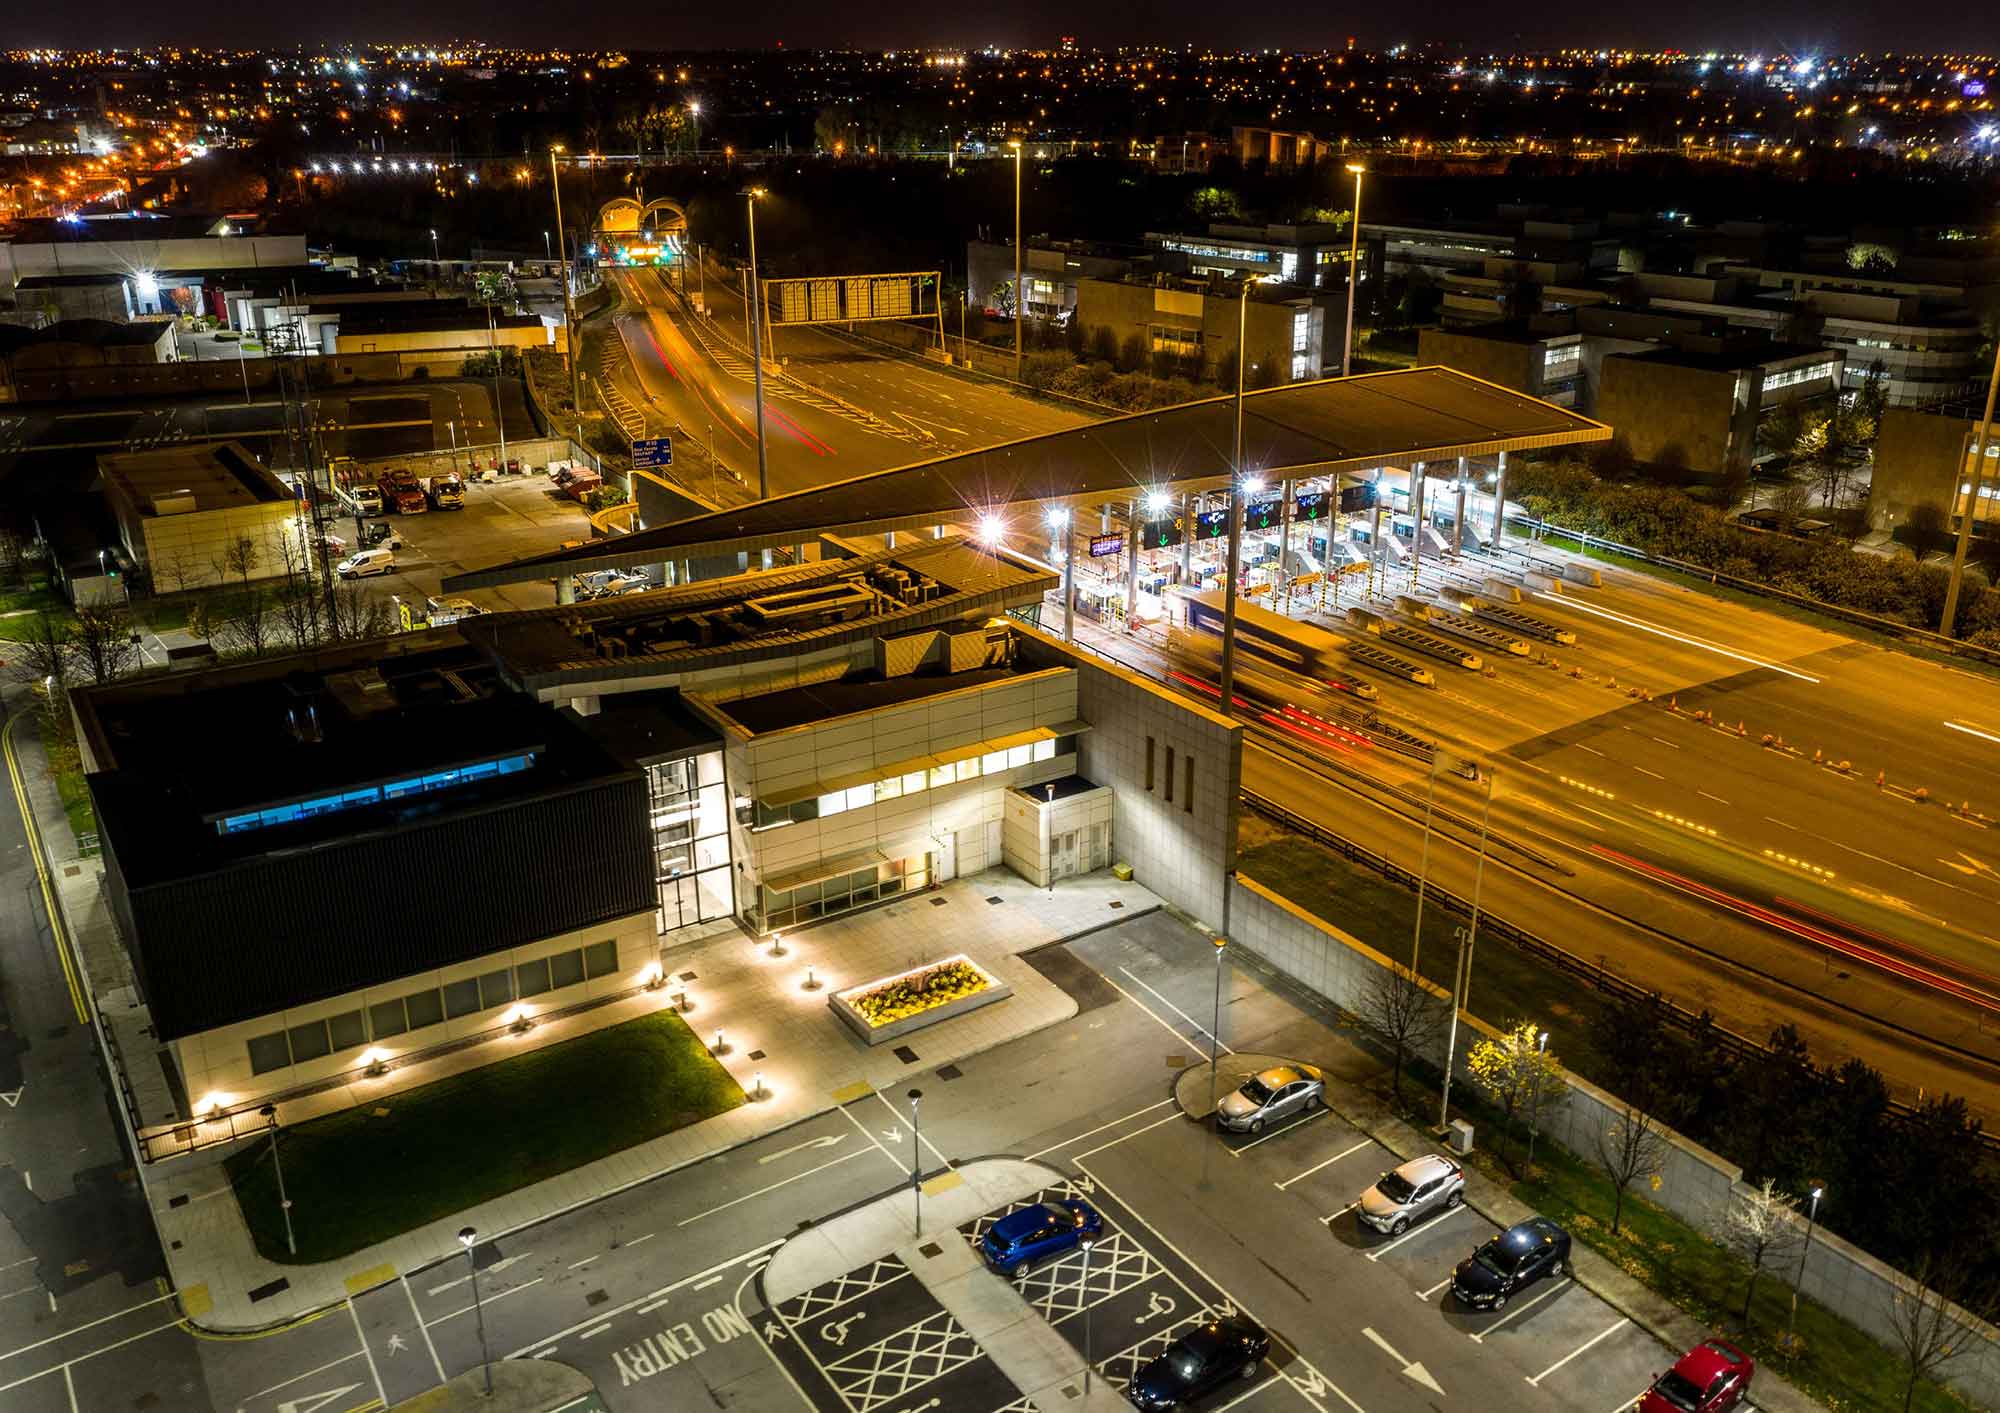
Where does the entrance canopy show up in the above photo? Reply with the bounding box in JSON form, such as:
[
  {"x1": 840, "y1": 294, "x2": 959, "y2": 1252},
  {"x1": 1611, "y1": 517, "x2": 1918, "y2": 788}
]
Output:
[{"x1": 444, "y1": 367, "x2": 1608, "y2": 592}]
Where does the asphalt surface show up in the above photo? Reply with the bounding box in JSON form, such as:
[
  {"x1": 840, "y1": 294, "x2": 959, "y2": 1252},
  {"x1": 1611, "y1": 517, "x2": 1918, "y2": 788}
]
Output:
[{"x1": 0, "y1": 909, "x2": 1713, "y2": 1412}]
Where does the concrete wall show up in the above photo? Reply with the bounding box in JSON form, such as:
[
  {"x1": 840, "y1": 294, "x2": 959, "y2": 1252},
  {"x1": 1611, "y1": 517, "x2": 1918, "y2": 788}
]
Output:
[
  {"x1": 5, "y1": 350, "x2": 410, "y2": 403},
  {"x1": 174, "y1": 909, "x2": 657, "y2": 1112},
  {"x1": 1032, "y1": 627, "x2": 1242, "y2": 932},
  {"x1": 1597, "y1": 356, "x2": 1750, "y2": 473},
  {"x1": 1416, "y1": 329, "x2": 1540, "y2": 397},
  {"x1": 1074, "y1": 277, "x2": 1309, "y2": 382},
  {"x1": 1870, "y1": 406, "x2": 1974, "y2": 530},
  {"x1": 1226, "y1": 871, "x2": 2000, "y2": 1410},
  {"x1": 133, "y1": 499, "x2": 301, "y2": 592}
]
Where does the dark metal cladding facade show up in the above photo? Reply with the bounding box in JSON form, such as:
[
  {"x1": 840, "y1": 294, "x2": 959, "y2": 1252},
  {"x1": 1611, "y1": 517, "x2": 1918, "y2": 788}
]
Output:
[{"x1": 105, "y1": 774, "x2": 654, "y2": 1042}]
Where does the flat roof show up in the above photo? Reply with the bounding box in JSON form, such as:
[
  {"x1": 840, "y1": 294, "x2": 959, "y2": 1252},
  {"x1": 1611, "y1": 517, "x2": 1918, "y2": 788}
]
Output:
[
  {"x1": 571, "y1": 689, "x2": 722, "y2": 763},
  {"x1": 97, "y1": 440, "x2": 289, "y2": 515},
  {"x1": 716, "y1": 665, "x2": 1023, "y2": 736},
  {"x1": 444, "y1": 367, "x2": 1609, "y2": 592},
  {"x1": 462, "y1": 538, "x2": 1057, "y2": 693}
]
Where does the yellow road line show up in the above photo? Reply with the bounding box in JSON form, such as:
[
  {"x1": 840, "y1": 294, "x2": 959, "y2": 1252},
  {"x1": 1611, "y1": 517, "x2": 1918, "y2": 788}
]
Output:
[{"x1": 4, "y1": 712, "x2": 87, "y2": 1025}]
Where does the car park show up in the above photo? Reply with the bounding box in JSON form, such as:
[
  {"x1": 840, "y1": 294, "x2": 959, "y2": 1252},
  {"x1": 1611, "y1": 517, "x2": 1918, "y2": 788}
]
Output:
[
  {"x1": 1357, "y1": 1153, "x2": 1464, "y2": 1235},
  {"x1": 1639, "y1": 1338, "x2": 1754, "y2": 1413},
  {"x1": 1124, "y1": 1315, "x2": 1269, "y2": 1409},
  {"x1": 978, "y1": 1198, "x2": 1102, "y2": 1276},
  {"x1": 335, "y1": 547, "x2": 396, "y2": 579},
  {"x1": 1214, "y1": 1063, "x2": 1323, "y2": 1134},
  {"x1": 1451, "y1": 1216, "x2": 1571, "y2": 1310}
]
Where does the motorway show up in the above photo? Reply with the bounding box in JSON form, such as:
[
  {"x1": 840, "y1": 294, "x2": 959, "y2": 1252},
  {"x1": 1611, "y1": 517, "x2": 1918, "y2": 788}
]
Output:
[
  {"x1": 0, "y1": 911, "x2": 1709, "y2": 1413},
  {"x1": 608, "y1": 261, "x2": 1088, "y2": 502}
]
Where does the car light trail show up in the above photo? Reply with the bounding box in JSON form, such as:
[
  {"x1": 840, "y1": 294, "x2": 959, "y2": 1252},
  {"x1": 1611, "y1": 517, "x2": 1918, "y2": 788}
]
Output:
[
  {"x1": 1529, "y1": 593, "x2": 1820, "y2": 684},
  {"x1": 1588, "y1": 844, "x2": 2000, "y2": 1012},
  {"x1": 1945, "y1": 720, "x2": 2000, "y2": 746}
]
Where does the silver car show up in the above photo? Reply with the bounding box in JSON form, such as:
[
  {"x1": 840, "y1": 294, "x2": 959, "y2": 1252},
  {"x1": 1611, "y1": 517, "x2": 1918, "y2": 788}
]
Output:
[
  {"x1": 1215, "y1": 1064, "x2": 1324, "y2": 1134},
  {"x1": 1357, "y1": 1153, "x2": 1464, "y2": 1235}
]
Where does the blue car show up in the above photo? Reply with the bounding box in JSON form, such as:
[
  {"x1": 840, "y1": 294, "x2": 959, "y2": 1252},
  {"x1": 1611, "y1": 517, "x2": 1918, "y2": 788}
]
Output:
[{"x1": 980, "y1": 1199, "x2": 1104, "y2": 1275}]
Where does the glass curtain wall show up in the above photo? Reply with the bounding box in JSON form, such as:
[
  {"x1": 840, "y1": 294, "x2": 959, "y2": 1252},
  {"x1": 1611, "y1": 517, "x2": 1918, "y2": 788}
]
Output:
[{"x1": 648, "y1": 752, "x2": 734, "y2": 933}]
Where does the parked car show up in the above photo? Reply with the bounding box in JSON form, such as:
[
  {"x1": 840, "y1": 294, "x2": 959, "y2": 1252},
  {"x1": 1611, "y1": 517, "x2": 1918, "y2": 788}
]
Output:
[
  {"x1": 1357, "y1": 1154, "x2": 1464, "y2": 1236},
  {"x1": 1124, "y1": 1316, "x2": 1269, "y2": 1409},
  {"x1": 1451, "y1": 1217, "x2": 1571, "y2": 1311},
  {"x1": 335, "y1": 548, "x2": 396, "y2": 579},
  {"x1": 1214, "y1": 1063, "x2": 1323, "y2": 1134},
  {"x1": 979, "y1": 1199, "x2": 1102, "y2": 1276},
  {"x1": 1639, "y1": 1339, "x2": 1754, "y2": 1413}
]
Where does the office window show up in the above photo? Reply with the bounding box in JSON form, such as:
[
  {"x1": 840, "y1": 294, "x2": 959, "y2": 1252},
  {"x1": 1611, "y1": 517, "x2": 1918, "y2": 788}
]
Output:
[
  {"x1": 1185, "y1": 756, "x2": 1195, "y2": 813},
  {"x1": 477, "y1": 969, "x2": 514, "y2": 1009},
  {"x1": 1164, "y1": 746, "x2": 1176, "y2": 803},
  {"x1": 1034, "y1": 738, "x2": 1056, "y2": 762},
  {"x1": 405, "y1": 988, "x2": 445, "y2": 1031},
  {"x1": 550, "y1": 949, "x2": 586, "y2": 990},
  {"x1": 1146, "y1": 737, "x2": 1156, "y2": 790},
  {"x1": 955, "y1": 758, "x2": 980, "y2": 782},
  {"x1": 875, "y1": 774, "x2": 903, "y2": 802},
  {"x1": 516, "y1": 958, "x2": 552, "y2": 997},
  {"x1": 983, "y1": 750, "x2": 1010, "y2": 775},
  {"x1": 817, "y1": 790, "x2": 848, "y2": 818},
  {"x1": 901, "y1": 770, "x2": 928, "y2": 796},
  {"x1": 248, "y1": 1031, "x2": 291, "y2": 1076},
  {"x1": 845, "y1": 784, "x2": 874, "y2": 811},
  {"x1": 288, "y1": 1018, "x2": 331, "y2": 1064},
  {"x1": 442, "y1": 978, "x2": 481, "y2": 1019},
  {"x1": 370, "y1": 998, "x2": 408, "y2": 1039},
  {"x1": 329, "y1": 1011, "x2": 366, "y2": 1052},
  {"x1": 584, "y1": 940, "x2": 620, "y2": 979},
  {"x1": 929, "y1": 763, "x2": 956, "y2": 789}
]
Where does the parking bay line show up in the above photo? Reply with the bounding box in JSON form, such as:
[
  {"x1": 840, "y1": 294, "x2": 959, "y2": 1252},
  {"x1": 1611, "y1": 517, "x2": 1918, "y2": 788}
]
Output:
[
  {"x1": 1116, "y1": 966, "x2": 1235, "y2": 1054},
  {"x1": 1026, "y1": 1099, "x2": 1176, "y2": 1161},
  {"x1": 1227, "y1": 1107, "x2": 1328, "y2": 1156},
  {"x1": 1365, "y1": 1201, "x2": 1471, "y2": 1260},
  {"x1": 1275, "y1": 1137, "x2": 1374, "y2": 1190},
  {"x1": 1416, "y1": 1275, "x2": 1452, "y2": 1301},
  {"x1": 1468, "y1": 1278, "x2": 1574, "y2": 1342},
  {"x1": 1527, "y1": 1316, "x2": 1631, "y2": 1386}
]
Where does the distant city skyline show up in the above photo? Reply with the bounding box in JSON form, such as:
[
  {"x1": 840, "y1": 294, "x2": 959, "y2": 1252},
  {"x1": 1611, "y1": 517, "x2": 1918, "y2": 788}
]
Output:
[{"x1": 4, "y1": 4, "x2": 1987, "y2": 60}]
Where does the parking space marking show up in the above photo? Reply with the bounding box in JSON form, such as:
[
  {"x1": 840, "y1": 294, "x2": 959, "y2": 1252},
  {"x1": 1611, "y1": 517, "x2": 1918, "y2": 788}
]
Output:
[
  {"x1": 399, "y1": 1274, "x2": 448, "y2": 1384},
  {"x1": 1468, "y1": 1278, "x2": 1572, "y2": 1342},
  {"x1": 1073, "y1": 1111, "x2": 1184, "y2": 1162},
  {"x1": 1416, "y1": 1275, "x2": 1452, "y2": 1301},
  {"x1": 1208, "y1": 1372, "x2": 1292, "y2": 1412},
  {"x1": 1099, "y1": 971, "x2": 1230, "y2": 1057},
  {"x1": 1527, "y1": 1316, "x2": 1630, "y2": 1386},
  {"x1": 1364, "y1": 1201, "x2": 1470, "y2": 1259},
  {"x1": 1025, "y1": 1099, "x2": 1175, "y2": 1160},
  {"x1": 1275, "y1": 1138, "x2": 1374, "y2": 1190},
  {"x1": 1226, "y1": 1108, "x2": 1328, "y2": 1156},
  {"x1": 1116, "y1": 966, "x2": 1235, "y2": 1053},
  {"x1": 1323, "y1": 1201, "x2": 1358, "y2": 1223}
]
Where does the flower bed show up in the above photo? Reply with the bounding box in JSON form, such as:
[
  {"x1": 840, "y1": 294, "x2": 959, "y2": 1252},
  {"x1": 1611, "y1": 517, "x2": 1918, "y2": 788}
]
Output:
[{"x1": 829, "y1": 955, "x2": 1012, "y2": 1046}]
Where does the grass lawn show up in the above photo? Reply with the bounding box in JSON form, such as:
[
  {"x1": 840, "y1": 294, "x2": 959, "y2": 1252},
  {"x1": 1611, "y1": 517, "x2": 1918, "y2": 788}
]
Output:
[
  {"x1": 1236, "y1": 829, "x2": 1619, "y2": 1085},
  {"x1": 226, "y1": 1009, "x2": 743, "y2": 1264},
  {"x1": 54, "y1": 765, "x2": 95, "y2": 846}
]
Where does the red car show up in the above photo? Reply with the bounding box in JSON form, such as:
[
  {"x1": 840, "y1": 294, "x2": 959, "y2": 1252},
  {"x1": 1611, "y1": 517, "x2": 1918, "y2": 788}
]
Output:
[{"x1": 1639, "y1": 1338, "x2": 1753, "y2": 1413}]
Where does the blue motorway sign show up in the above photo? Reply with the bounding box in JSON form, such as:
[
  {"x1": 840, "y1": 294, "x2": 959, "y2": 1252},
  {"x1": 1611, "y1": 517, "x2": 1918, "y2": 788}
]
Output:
[{"x1": 632, "y1": 436, "x2": 674, "y2": 469}]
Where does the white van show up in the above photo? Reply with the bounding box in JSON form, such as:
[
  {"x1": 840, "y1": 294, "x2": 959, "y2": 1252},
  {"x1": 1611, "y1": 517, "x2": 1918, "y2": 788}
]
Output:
[{"x1": 336, "y1": 547, "x2": 396, "y2": 579}]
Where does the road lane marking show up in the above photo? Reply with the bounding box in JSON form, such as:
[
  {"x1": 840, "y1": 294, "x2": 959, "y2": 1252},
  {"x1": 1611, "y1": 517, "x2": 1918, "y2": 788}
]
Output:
[
  {"x1": 502, "y1": 1240, "x2": 785, "y2": 1359},
  {"x1": 675, "y1": 1148, "x2": 872, "y2": 1227},
  {"x1": 0, "y1": 1318, "x2": 187, "y2": 1397},
  {"x1": 1225, "y1": 1107, "x2": 1328, "y2": 1156},
  {"x1": 1529, "y1": 592, "x2": 1821, "y2": 684},
  {"x1": 579, "y1": 1323, "x2": 612, "y2": 1339},
  {"x1": 1468, "y1": 1277, "x2": 1573, "y2": 1341},
  {"x1": 627, "y1": 1233, "x2": 654, "y2": 1246},
  {"x1": 1945, "y1": 719, "x2": 2000, "y2": 746},
  {"x1": 1527, "y1": 1316, "x2": 1632, "y2": 1385},
  {"x1": 1117, "y1": 966, "x2": 1235, "y2": 1053},
  {"x1": 568, "y1": 1255, "x2": 600, "y2": 1270},
  {"x1": 1698, "y1": 790, "x2": 1731, "y2": 804},
  {"x1": 1365, "y1": 1200, "x2": 1471, "y2": 1259},
  {"x1": 1648, "y1": 736, "x2": 1682, "y2": 749},
  {"x1": 1764, "y1": 816, "x2": 1799, "y2": 830},
  {"x1": 399, "y1": 1273, "x2": 447, "y2": 1384},
  {"x1": 693, "y1": 1275, "x2": 723, "y2": 1291},
  {"x1": 1632, "y1": 766, "x2": 1665, "y2": 780},
  {"x1": 239, "y1": 1350, "x2": 366, "y2": 1402},
  {"x1": 1072, "y1": 1111, "x2": 1183, "y2": 1162},
  {"x1": 1275, "y1": 1138, "x2": 1375, "y2": 1190},
  {"x1": 0, "y1": 1290, "x2": 179, "y2": 1367},
  {"x1": 346, "y1": 1298, "x2": 388, "y2": 1409},
  {"x1": 1575, "y1": 744, "x2": 1604, "y2": 757},
  {"x1": 1026, "y1": 1099, "x2": 1177, "y2": 1159},
  {"x1": 430, "y1": 1278, "x2": 543, "y2": 1327}
]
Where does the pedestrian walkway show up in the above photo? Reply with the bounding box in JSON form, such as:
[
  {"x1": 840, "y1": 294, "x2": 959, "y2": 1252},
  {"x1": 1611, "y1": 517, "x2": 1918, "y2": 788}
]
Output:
[
  {"x1": 760, "y1": 1157, "x2": 1131, "y2": 1413},
  {"x1": 20, "y1": 697, "x2": 1162, "y2": 1336}
]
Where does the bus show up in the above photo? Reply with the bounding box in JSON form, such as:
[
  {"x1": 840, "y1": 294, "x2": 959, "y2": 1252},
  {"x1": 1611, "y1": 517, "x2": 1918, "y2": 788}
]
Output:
[{"x1": 1175, "y1": 590, "x2": 1379, "y2": 700}]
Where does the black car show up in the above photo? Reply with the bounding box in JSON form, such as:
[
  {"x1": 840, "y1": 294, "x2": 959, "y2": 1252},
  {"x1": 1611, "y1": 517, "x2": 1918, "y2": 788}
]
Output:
[
  {"x1": 1125, "y1": 1315, "x2": 1268, "y2": 1409},
  {"x1": 1451, "y1": 1217, "x2": 1571, "y2": 1311}
]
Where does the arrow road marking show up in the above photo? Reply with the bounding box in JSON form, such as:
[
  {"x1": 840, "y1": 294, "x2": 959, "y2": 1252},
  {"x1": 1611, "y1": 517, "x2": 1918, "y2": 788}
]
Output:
[
  {"x1": 0, "y1": 1088, "x2": 21, "y2": 1109},
  {"x1": 1363, "y1": 1327, "x2": 1444, "y2": 1395},
  {"x1": 758, "y1": 1134, "x2": 846, "y2": 1166},
  {"x1": 277, "y1": 1383, "x2": 363, "y2": 1413},
  {"x1": 881, "y1": 1127, "x2": 901, "y2": 1143}
]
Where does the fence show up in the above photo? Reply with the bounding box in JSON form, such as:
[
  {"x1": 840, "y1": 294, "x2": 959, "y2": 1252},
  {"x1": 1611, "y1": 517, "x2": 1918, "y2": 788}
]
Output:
[{"x1": 1224, "y1": 867, "x2": 2000, "y2": 1410}]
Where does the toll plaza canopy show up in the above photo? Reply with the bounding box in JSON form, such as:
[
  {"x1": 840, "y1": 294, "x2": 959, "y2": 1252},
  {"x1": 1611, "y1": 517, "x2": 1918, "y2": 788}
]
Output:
[{"x1": 444, "y1": 366, "x2": 1609, "y2": 592}]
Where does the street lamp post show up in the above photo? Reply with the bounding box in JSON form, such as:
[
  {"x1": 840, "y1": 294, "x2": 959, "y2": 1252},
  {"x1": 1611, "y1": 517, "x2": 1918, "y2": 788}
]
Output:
[
  {"x1": 486, "y1": 304, "x2": 508, "y2": 473},
  {"x1": 1341, "y1": 165, "x2": 1365, "y2": 377},
  {"x1": 907, "y1": 1087, "x2": 924, "y2": 1237},
  {"x1": 1786, "y1": 1186, "x2": 1824, "y2": 1351},
  {"x1": 1048, "y1": 506, "x2": 1075, "y2": 643},
  {"x1": 1206, "y1": 934, "x2": 1228, "y2": 1123},
  {"x1": 1080, "y1": 1235, "x2": 1097, "y2": 1392},
  {"x1": 688, "y1": 100, "x2": 702, "y2": 154},
  {"x1": 429, "y1": 227, "x2": 439, "y2": 266},
  {"x1": 547, "y1": 148, "x2": 581, "y2": 418},
  {"x1": 458, "y1": 1226, "x2": 495, "y2": 1396},
  {"x1": 1010, "y1": 140, "x2": 1023, "y2": 383},
  {"x1": 1525, "y1": 1029, "x2": 1550, "y2": 1177},
  {"x1": 1218, "y1": 277, "x2": 1255, "y2": 716},
  {"x1": 1941, "y1": 348, "x2": 2000, "y2": 635},
  {"x1": 743, "y1": 187, "x2": 771, "y2": 504},
  {"x1": 258, "y1": 1104, "x2": 295, "y2": 1257},
  {"x1": 543, "y1": 229, "x2": 551, "y2": 263}
]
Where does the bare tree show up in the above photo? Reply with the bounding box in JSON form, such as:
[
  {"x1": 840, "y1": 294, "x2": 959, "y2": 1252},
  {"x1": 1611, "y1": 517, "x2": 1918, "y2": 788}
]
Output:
[
  {"x1": 1595, "y1": 1102, "x2": 1670, "y2": 1235},
  {"x1": 1885, "y1": 1245, "x2": 1997, "y2": 1412},
  {"x1": 274, "y1": 534, "x2": 328, "y2": 650},
  {"x1": 1356, "y1": 962, "x2": 1445, "y2": 1112},
  {"x1": 0, "y1": 525, "x2": 28, "y2": 588},
  {"x1": 68, "y1": 606, "x2": 140, "y2": 684},
  {"x1": 1720, "y1": 1179, "x2": 1800, "y2": 1325},
  {"x1": 327, "y1": 580, "x2": 395, "y2": 643},
  {"x1": 8, "y1": 611, "x2": 72, "y2": 688},
  {"x1": 212, "y1": 534, "x2": 277, "y2": 657}
]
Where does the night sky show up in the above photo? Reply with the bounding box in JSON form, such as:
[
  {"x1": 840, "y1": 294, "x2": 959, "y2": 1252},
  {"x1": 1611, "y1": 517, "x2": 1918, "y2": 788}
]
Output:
[{"x1": 10, "y1": 1, "x2": 1983, "y2": 58}]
